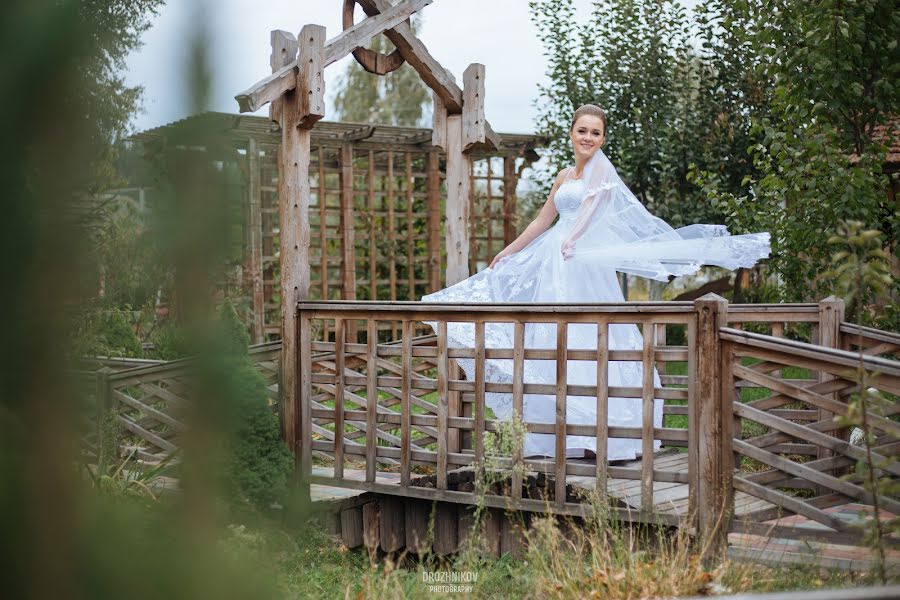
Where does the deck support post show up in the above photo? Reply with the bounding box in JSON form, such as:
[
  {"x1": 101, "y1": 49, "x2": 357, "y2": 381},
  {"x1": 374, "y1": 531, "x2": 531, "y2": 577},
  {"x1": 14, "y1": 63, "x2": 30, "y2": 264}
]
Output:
[{"x1": 693, "y1": 293, "x2": 733, "y2": 564}]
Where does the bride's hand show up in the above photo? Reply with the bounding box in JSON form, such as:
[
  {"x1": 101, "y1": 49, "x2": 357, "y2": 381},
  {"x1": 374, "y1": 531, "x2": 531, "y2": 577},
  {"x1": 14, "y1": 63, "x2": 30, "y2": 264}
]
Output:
[
  {"x1": 489, "y1": 248, "x2": 511, "y2": 269},
  {"x1": 561, "y1": 239, "x2": 576, "y2": 260}
]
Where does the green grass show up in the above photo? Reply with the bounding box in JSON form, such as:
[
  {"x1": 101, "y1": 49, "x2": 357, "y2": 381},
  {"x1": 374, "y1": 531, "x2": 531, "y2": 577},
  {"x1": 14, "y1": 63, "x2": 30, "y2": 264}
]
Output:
[{"x1": 223, "y1": 508, "x2": 874, "y2": 599}]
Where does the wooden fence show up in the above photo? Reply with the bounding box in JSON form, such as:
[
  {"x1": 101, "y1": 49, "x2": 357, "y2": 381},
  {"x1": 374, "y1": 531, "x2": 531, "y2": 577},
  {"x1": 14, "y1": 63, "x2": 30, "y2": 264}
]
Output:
[{"x1": 294, "y1": 294, "x2": 899, "y2": 557}]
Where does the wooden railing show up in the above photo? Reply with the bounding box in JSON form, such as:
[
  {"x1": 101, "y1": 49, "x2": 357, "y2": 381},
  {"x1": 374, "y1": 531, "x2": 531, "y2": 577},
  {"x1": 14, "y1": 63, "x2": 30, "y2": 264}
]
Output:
[
  {"x1": 724, "y1": 327, "x2": 900, "y2": 547},
  {"x1": 81, "y1": 341, "x2": 282, "y2": 465},
  {"x1": 297, "y1": 299, "x2": 698, "y2": 523},
  {"x1": 296, "y1": 295, "x2": 900, "y2": 556}
]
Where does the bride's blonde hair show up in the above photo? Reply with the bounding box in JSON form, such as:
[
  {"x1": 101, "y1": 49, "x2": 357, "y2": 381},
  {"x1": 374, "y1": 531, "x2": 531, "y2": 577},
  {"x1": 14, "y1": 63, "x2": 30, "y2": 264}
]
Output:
[{"x1": 571, "y1": 104, "x2": 607, "y2": 134}]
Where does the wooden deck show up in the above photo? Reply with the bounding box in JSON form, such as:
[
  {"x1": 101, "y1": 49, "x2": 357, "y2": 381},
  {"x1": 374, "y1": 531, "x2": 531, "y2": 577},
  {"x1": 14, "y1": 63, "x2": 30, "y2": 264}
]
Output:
[
  {"x1": 567, "y1": 450, "x2": 774, "y2": 519},
  {"x1": 311, "y1": 450, "x2": 775, "y2": 520}
]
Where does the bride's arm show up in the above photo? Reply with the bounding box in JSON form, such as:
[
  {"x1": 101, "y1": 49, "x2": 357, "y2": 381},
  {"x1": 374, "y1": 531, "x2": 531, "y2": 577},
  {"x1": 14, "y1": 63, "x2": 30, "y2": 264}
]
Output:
[
  {"x1": 560, "y1": 186, "x2": 612, "y2": 260},
  {"x1": 489, "y1": 169, "x2": 566, "y2": 268}
]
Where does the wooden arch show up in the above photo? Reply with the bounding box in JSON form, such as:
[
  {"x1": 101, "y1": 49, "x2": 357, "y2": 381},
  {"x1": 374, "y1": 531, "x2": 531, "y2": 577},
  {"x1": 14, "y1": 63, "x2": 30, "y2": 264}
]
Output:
[{"x1": 235, "y1": 0, "x2": 502, "y2": 453}]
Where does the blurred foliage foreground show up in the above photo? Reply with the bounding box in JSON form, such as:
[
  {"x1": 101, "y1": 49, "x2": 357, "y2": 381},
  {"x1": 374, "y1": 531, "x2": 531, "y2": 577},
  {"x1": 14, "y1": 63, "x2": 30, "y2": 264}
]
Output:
[{"x1": 0, "y1": 1, "x2": 895, "y2": 599}]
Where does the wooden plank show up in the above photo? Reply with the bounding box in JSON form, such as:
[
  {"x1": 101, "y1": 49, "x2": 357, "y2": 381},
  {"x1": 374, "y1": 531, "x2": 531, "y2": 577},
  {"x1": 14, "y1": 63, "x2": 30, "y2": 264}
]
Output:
[
  {"x1": 405, "y1": 152, "x2": 415, "y2": 300},
  {"x1": 247, "y1": 136, "x2": 265, "y2": 344},
  {"x1": 500, "y1": 512, "x2": 527, "y2": 557},
  {"x1": 323, "y1": 0, "x2": 432, "y2": 67},
  {"x1": 368, "y1": 150, "x2": 377, "y2": 300},
  {"x1": 299, "y1": 315, "x2": 313, "y2": 485},
  {"x1": 720, "y1": 327, "x2": 900, "y2": 380},
  {"x1": 267, "y1": 31, "x2": 297, "y2": 124},
  {"x1": 357, "y1": 0, "x2": 463, "y2": 113},
  {"x1": 448, "y1": 360, "x2": 461, "y2": 456},
  {"x1": 733, "y1": 439, "x2": 900, "y2": 514},
  {"x1": 308, "y1": 474, "x2": 684, "y2": 525},
  {"x1": 437, "y1": 321, "x2": 449, "y2": 490},
  {"x1": 112, "y1": 390, "x2": 185, "y2": 432},
  {"x1": 426, "y1": 151, "x2": 441, "y2": 291},
  {"x1": 433, "y1": 502, "x2": 458, "y2": 555},
  {"x1": 339, "y1": 144, "x2": 356, "y2": 302},
  {"x1": 512, "y1": 321, "x2": 526, "y2": 498},
  {"x1": 117, "y1": 415, "x2": 177, "y2": 453},
  {"x1": 341, "y1": 505, "x2": 364, "y2": 548},
  {"x1": 556, "y1": 321, "x2": 568, "y2": 505},
  {"x1": 379, "y1": 496, "x2": 406, "y2": 552},
  {"x1": 462, "y1": 63, "x2": 499, "y2": 152},
  {"x1": 432, "y1": 94, "x2": 448, "y2": 150},
  {"x1": 404, "y1": 499, "x2": 431, "y2": 554},
  {"x1": 401, "y1": 320, "x2": 412, "y2": 486},
  {"x1": 734, "y1": 364, "x2": 900, "y2": 439},
  {"x1": 318, "y1": 146, "x2": 327, "y2": 300},
  {"x1": 444, "y1": 115, "x2": 470, "y2": 285},
  {"x1": 733, "y1": 402, "x2": 900, "y2": 477},
  {"x1": 363, "y1": 500, "x2": 380, "y2": 553},
  {"x1": 334, "y1": 318, "x2": 345, "y2": 479},
  {"x1": 502, "y1": 157, "x2": 517, "y2": 246},
  {"x1": 297, "y1": 24, "x2": 326, "y2": 129},
  {"x1": 687, "y1": 314, "x2": 698, "y2": 523},
  {"x1": 596, "y1": 319, "x2": 609, "y2": 499},
  {"x1": 732, "y1": 476, "x2": 850, "y2": 532},
  {"x1": 474, "y1": 321, "x2": 486, "y2": 491},
  {"x1": 641, "y1": 322, "x2": 654, "y2": 512},
  {"x1": 387, "y1": 151, "x2": 397, "y2": 305}
]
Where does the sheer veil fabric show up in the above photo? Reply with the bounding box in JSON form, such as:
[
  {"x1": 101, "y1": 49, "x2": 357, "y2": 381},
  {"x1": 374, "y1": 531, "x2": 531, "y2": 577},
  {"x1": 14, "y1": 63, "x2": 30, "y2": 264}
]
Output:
[{"x1": 421, "y1": 148, "x2": 771, "y2": 459}]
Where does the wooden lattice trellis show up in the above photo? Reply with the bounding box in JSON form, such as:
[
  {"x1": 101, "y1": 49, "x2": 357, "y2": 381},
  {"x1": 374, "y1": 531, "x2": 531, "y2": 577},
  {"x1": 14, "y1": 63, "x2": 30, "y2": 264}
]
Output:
[{"x1": 131, "y1": 114, "x2": 544, "y2": 343}]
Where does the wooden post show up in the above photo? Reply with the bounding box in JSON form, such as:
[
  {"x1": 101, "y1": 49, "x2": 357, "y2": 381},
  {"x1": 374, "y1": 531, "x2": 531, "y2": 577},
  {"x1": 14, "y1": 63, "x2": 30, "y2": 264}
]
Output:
[
  {"x1": 297, "y1": 25, "x2": 326, "y2": 129},
  {"x1": 339, "y1": 143, "x2": 356, "y2": 302},
  {"x1": 339, "y1": 143, "x2": 357, "y2": 341},
  {"x1": 502, "y1": 156, "x2": 517, "y2": 246},
  {"x1": 426, "y1": 150, "x2": 442, "y2": 292},
  {"x1": 462, "y1": 63, "x2": 486, "y2": 152},
  {"x1": 692, "y1": 293, "x2": 732, "y2": 563},
  {"x1": 280, "y1": 24, "x2": 322, "y2": 467},
  {"x1": 95, "y1": 367, "x2": 115, "y2": 473},
  {"x1": 818, "y1": 296, "x2": 846, "y2": 466},
  {"x1": 247, "y1": 136, "x2": 265, "y2": 344},
  {"x1": 270, "y1": 30, "x2": 298, "y2": 448},
  {"x1": 444, "y1": 115, "x2": 470, "y2": 285}
]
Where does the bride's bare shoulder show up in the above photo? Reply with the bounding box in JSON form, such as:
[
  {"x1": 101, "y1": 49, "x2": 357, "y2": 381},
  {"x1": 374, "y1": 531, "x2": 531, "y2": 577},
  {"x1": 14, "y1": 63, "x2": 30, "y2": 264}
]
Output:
[{"x1": 553, "y1": 166, "x2": 574, "y2": 186}]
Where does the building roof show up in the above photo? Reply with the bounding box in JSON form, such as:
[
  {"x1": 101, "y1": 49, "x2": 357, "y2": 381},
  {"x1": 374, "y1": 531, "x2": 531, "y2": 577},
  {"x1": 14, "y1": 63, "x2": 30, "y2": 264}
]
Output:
[{"x1": 129, "y1": 111, "x2": 547, "y2": 159}]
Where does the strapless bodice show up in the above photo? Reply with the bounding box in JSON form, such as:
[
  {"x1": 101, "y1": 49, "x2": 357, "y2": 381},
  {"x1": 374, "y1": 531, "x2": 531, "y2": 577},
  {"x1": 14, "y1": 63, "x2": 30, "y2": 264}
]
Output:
[{"x1": 554, "y1": 178, "x2": 584, "y2": 219}]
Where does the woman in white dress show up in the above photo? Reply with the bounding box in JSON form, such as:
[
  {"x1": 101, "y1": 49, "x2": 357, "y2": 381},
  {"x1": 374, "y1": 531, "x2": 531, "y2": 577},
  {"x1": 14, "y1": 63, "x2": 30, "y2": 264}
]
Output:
[{"x1": 421, "y1": 104, "x2": 770, "y2": 460}]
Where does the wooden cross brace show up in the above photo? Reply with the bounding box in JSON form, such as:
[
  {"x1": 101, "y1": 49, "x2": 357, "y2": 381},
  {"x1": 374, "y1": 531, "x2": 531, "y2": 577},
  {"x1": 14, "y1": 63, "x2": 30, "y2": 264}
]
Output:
[{"x1": 236, "y1": 0, "x2": 432, "y2": 116}]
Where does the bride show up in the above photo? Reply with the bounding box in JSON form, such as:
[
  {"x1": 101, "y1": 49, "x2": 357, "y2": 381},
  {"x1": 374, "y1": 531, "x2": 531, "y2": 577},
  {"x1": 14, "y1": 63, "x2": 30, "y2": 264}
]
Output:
[{"x1": 421, "y1": 104, "x2": 771, "y2": 460}]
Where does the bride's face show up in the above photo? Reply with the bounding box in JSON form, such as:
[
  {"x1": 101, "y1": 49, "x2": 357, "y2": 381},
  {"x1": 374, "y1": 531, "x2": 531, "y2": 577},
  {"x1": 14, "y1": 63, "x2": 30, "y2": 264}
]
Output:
[{"x1": 570, "y1": 115, "x2": 605, "y2": 160}]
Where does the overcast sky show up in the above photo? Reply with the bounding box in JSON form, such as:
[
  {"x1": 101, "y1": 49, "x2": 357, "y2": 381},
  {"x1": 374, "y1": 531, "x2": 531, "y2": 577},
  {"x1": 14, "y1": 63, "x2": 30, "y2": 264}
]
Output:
[{"x1": 124, "y1": 0, "x2": 610, "y2": 136}]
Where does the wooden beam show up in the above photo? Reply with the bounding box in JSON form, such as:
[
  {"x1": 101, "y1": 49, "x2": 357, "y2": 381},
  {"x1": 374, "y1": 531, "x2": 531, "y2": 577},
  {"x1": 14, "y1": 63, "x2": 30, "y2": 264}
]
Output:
[
  {"x1": 324, "y1": 0, "x2": 432, "y2": 68},
  {"x1": 444, "y1": 115, "x2": 470, "y2": 285},
  {"x1": 279, "y1": 87, "x2": 313, "y2": 460},
  {"x1": 297, "y1": 25, "x2": 326, "y2": 129},
  {"x1": 357, "y1": 0, "x2": 463, "y2": 113},
  {"x1": 426, "y1": 150, "x2": 441, "y2": 291},
  {"x1": 339, "y1": 143, "x2": 356, "y2": 301},
  {"x1": 236, "y1": 1, "x2": 429, "y2": 114},
  {"x1": 247, "y1": 137, "x2": 265, "y2": 344},
  {"x1": 268, "y1": 31, "x2": 297, "y2": 124},
  {"x1": 462, "y1": 63, "x2": 500, "y2": 153}
]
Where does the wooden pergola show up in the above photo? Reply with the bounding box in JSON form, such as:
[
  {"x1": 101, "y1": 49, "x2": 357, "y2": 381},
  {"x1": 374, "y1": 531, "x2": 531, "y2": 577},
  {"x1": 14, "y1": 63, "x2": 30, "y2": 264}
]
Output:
[
  {"x1": 131, "y1": 112, "x2": 544, "y2": 342},
  {"x1": 235, "y1": 0, "x2": 521, "y2": 454}
]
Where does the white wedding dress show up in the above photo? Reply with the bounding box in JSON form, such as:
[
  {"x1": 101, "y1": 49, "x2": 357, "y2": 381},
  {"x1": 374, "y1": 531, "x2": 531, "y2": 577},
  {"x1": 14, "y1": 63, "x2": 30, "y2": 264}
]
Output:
[{"x1": 420, "y1": 152, "x2": 771, "y2": 460}]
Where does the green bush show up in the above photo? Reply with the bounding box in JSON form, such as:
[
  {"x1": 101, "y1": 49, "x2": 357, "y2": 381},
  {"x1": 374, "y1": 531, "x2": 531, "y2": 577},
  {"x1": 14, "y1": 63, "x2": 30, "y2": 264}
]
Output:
[{"x1": 211, "y1": 302, "x2": 294, "y2": 509}]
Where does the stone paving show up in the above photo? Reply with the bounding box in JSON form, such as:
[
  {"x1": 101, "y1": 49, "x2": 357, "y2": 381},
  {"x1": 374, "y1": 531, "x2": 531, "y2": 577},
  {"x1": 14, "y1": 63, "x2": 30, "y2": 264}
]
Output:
[{"x1": 728, "y1": 503, "x2": 900, "y2": 573}]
